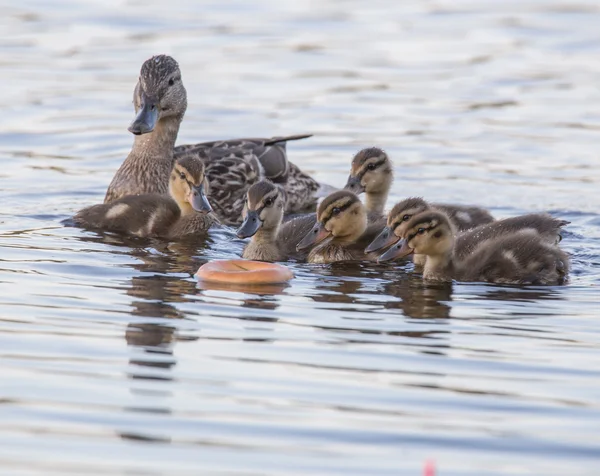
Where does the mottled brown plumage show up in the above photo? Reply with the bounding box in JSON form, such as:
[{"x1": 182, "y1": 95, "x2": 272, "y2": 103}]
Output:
[
  {"x1": 174, "y1": 136, "x2": 320, "y2": 225},
  {"x1": 76, "y1": 156, "x2": 215, "y2": 239}
]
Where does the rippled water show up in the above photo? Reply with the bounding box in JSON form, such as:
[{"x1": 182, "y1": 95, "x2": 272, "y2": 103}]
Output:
[{"x1": 1, "y1": 0, "x2": 600, "y2": 474}]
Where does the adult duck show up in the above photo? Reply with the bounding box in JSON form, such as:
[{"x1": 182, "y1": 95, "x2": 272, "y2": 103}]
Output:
[{"x1": 105, "y1": 55, "x2": 321, "y2": 225}]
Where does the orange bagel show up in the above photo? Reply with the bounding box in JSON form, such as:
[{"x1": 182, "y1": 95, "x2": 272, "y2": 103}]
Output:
[{"x1": 195, "y1": 259, "x2": 293, "y2": 285}]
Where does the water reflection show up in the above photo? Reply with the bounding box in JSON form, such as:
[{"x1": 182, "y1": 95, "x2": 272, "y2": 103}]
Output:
[{"x1": 384, "y1": 277, "x2": 453, "y2": 320}]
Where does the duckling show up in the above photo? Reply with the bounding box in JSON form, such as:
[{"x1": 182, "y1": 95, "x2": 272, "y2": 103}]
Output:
[
  {"x1": 75, "y1": 156, "x2": 215, "y2": 239},
  {"x1": 378, "y1": 211, "x2": 569, "y2": 285},
  {"x1": 104, "y1": 54, "x2": 321, "y2": 226},
  {"x1": 344, "y1": 150, "x2": 494, "y2": 230},
  {"x1": 344, "y1": 147, "x2": 393, "y2": 220},
  {"x1": 236, "y1": 181, "x2": 317, "y2": 262},
  {"x1": 296, "y1": 190, "x2": 382, "y2": 264},
  {"x1": 366, "y1": 197, "x2": 494, "y2": 265},
  {"x1": 368, "y1": 197, "x2": 568, "y2": 260}
]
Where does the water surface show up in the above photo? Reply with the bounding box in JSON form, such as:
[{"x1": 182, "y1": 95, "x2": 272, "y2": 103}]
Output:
[{"x1": 1, "y1": 0, "x2": 600, "y2": 475}]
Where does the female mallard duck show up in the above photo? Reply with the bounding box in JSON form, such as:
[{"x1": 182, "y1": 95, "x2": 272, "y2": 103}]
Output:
[
  {"x1": 236, "y1": 181, "x2": 317, "y2": 262},
  {"x1": 367, "y1": 197, "x2": 568, "y2": 259},
  {"x1": 296, "y1": 190, "x2": 383, "y2": 264},
  {"x1": 75, "y1": 156, "x2": 215, "y2": 239},
  {"x1": 104, "y1": 54, "x2": 321, "y2": 226},
  {"x1": 379, "y1": 210, "x2": 569, "y2": 285}
]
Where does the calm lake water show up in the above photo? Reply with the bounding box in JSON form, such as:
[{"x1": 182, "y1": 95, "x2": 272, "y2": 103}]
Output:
[{"x1": 1, "y1": 0, "x2": 600, "y2": 474}]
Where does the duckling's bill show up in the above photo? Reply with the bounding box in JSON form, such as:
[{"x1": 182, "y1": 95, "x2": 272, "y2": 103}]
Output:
[
  {"x1": 237, "y1": 211, "x2": 262, "y2": 239},
  {"x1": 365, "y1": 226, "x2": 399, "y2": 253},
  {"x1": 378, "y1": 239, "x2": 413, "y2": 262},
  {"x1": 296, "y1": 222, "x2": 331, "y2": 251},
  {"x1": 188, "y1": 183, "x2": 212, "y2": 213},
  {"x1": 344, "y1": 175, "x2": 364, "y2": 194}
]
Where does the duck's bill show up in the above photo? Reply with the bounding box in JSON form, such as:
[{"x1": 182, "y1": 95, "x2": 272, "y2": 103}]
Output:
[
  {"x1": 128, "y1": 93, "x2": 158, "y2": 135},
  {"x1": 188, "y1": 183, "x2": 212, "y2": 213},
  {"x1": 343, "y1": 175, "x2": 365, "y2": 194},
  {"x1": 296, "y1": 222, "x2": 331, "y2": 251},
  {"x1": 236, "y1": 210, "x2": 262, "y2": 239},
  {"x1": 365, "y1": 226, "x2": 399, "y2": 253},
  {"x1": 378, "y1": 239, "x2": 413, "y2": 263}
]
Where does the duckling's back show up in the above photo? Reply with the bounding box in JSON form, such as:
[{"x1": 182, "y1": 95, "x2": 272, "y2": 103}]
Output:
[
  {"x1": 457, "y1": 230, "x2": 569, "y2": 285},
  {"x1": 74, "y1": 195, "x2": 180, "y2": 238},
  {"x1": 432, "y1": 203, "x2": 495, "y2": 231},
  {"x1": 455, "y1": 213, "x2": 569, "y2": 259}
]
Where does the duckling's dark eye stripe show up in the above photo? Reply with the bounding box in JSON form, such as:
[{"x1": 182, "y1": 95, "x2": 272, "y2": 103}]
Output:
[
  {"x1": 323, "y1": 201, "x2": 354, "y2": 225},
  {"x1": 358, "y1": 159, "x2": 386, "y2": 178},
  {"x1": 408, "y1": 222, "x2": 437, "y2": 240}
]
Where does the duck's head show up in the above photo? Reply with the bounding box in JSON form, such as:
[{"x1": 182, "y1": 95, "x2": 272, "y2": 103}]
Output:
[
  {"x1": 344, "y1": 147, "x2": 393, "y2": 196},
  {"x1": 378, "y1": 211, "x2": 454, "y2": 262},
  {"x1": 297, "y1": 190, "x2": 367, "y2": 251},
  {"x1": 365, "y1": 197, "x2": 430, "y2": 253},
  {"x1": 129, "y1": 55, "x2": 187, "y2": 135},
  {"x1": 237, "y1": 181, "x2": 285, "y2": 239},
  {"x1": 169, "y1": 157, "x2": 212, "y2": 214}
]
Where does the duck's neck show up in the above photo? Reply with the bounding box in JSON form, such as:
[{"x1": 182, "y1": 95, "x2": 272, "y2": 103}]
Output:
[
  {"x1": 252, "y1": 223, "x2": 280, "y2": 246},
  {"x1": 365, "y1": 192, "x2": 387, "y2": 217},
  {"x1": 178, "y1": 201, "x2": 194, "y2": 217},
  {"x1": 132, "y1": 115, "x2": 182, "y2": 160},
  {"x1": 422, "y1": 251, "x2": 455, "y2": 281}
]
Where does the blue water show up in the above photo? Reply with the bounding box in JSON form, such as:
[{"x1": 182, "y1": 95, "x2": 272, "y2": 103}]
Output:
[{"x1": 1, "y1": 1, "x2": 600, "y2": 474}]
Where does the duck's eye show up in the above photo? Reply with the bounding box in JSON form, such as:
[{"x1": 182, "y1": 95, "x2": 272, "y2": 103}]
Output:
[
  {"x1": 367, "y1": 163, "x2": 376, "y2": 171},
  {"x1": 402, "y1": 214, "x2": 411, "y2": 221},
  {"x1": 179, "y1": 172, "x2": 186, "y2": 180},
  {"x1": 264, "y1": 198, "x2": 273, "y2": 207},
  {"x1": 332, "y1": 207, "x2": 341, "y2": 216},
  {"x1": 417, "y1": 228, "x2": 426, "y2": 235},
  {"x1": 168, "y1": 78, "x2": 174, "y2": 86}
]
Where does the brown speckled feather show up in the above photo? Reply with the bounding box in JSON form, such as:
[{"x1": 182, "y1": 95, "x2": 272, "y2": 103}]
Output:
[{"x1": 174, "y1": 136, "x2": 319, "y2": 225}]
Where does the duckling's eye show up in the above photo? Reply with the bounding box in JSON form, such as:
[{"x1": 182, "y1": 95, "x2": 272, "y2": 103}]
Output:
[
  {"x1": 264, "y1": 198, "x2": 273, "y2": 207},
  {"x1": 332, "y1": 207, "x2": 341, "y2": 216},
  {"x1": 179, "y1": 172, "x2": 186, "y2": 180},
  {"x1": 402, "y1": 214, "x2": 411, "y2": 221},
  {"x1": 367, "y1": 163, "x2": 376, "y2": 171},
  {"x1": 417, "y1": 228, "x2": 426, "y2": 235},
  {"x1": 168, "y1": 78, "x2": 174, "y2": 86}
]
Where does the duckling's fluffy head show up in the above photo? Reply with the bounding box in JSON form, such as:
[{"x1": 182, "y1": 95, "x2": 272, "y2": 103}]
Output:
[
  {"x1": 131, "y1": 55, "x2": 188, "y2": 134},
  {"x1": 237, "y1": 181, "x2": 285, "y2": 238},
  {"x1": 387, "y1": 197, "x2": 432, "y2": 237},
  {"x1": 169, "y1": 157, "x2": 211, "y2": 214},
  {"x1": 318, "y1": 190, "x2": 367, "y2": 243},
  {"x1": 403, "y1": 211, "x2": 455, "y2": 257},
  {"x1": 344, "y1": 147, "x2": 393, "y2": 195}
]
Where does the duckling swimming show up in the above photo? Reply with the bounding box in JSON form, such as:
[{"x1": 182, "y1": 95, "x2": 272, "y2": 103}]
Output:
[
  {"x1": 105, "y1": 54, "x2": 322, "y2": 226},
  {"x1": 379, "y1": 210, "x2": 569, "y2": 285},
  {"x1": 344, "y1": 147, "x2": 393, "y2": 220},
  {"x1": 75, "y1": 156, "x2": 215, "y2": 239},
  {"x1": 236, "y1": 180, "x2": 317, "y2": 262},
  {"x1": 368, "y1": 197, "x2": 568, "y2": 259},
  {"x1": 296, "y1": 190, "x2": 382, "y2": 264},
  {"x1": 344, "y1": 150, "x2": 495, "y2": 231}
]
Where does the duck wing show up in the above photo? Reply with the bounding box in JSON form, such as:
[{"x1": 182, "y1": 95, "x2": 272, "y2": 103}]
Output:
[{"x1": 174, "y1": 135, "x2": 322, "y2": 220}]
